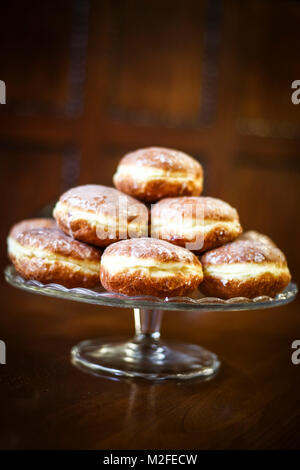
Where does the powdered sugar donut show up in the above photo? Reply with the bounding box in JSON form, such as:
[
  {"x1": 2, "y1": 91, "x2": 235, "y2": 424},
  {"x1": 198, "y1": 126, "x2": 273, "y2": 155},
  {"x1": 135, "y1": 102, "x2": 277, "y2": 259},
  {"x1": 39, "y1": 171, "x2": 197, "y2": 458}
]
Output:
[
  {"x1": 8, "y1": 224, "x2": 101, "y2": 288},
  {"x1": 113, "y1": 147, "x2": 203, "y2": 202},
  {"x1": 53, "y1": 185, "x2": 149, "y2": 247},
  {"x1": 151, "y1": 196, "x2": 242, "y2": 253},
  {"x1": 200, "y1": 240, "x2": 291, "y2": 299},
  {"x1": 100, "y1": 238, "x2": 203, "y2": 298}
]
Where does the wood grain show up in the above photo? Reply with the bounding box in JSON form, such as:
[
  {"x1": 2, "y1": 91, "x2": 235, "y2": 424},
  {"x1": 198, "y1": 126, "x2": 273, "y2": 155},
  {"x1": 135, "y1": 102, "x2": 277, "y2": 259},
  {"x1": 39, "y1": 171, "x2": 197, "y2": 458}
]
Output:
[
  {"x1": 0, "y1": 280, "x2": 299, "y2": 449},
  {"x1": 0, "y1": 0, "x2": 299, "y2": 449}
]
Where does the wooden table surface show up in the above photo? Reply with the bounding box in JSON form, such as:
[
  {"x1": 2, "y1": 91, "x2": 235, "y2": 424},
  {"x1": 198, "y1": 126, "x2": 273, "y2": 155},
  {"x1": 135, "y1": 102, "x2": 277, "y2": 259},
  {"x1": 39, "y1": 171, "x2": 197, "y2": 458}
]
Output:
[{"x1": 0, "y1": 278, "x2": 299, "y2": 450}]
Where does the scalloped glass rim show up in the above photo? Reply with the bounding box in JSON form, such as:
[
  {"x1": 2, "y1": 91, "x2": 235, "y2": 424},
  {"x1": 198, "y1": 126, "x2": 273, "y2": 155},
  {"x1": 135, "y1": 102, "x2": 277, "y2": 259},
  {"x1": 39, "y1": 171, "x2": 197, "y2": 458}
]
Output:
[{"x1": 4, "y1": 265, "x2": 298, "y2": 312}]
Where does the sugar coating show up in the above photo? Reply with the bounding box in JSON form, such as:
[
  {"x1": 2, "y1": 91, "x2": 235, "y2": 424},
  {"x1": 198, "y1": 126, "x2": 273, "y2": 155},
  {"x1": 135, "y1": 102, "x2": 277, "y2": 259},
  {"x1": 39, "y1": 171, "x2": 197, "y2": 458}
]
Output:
[
  {"x1": 238, "y1": 231, "x2": 276, "y2": 247},
  {"x1": 10, "y1": 228, "x2": 101, "y2": 261},
  {"x1": 103, "y1": 238, "x2": 199, "y2": 264},
  {"x1": 117, "y1": 147, "x2": 202, "y2": 174},
  {"x1": 9, "y1": 218, "x2": 57, "y2": 238},
  {"x1": 201, "y1": 240, "x2": 287, "y2": 265},
  {"x1": 58, "y1": 184, "x2": 147, "y2": 217},
  {"x1": 152, "y1": 196, "x2": 239, "y2": 222}
]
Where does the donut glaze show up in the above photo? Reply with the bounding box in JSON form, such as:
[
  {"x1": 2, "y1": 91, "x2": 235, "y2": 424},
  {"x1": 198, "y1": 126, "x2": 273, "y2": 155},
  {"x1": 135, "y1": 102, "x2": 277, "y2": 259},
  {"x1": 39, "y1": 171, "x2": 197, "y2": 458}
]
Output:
[
  {"x1": 53, "y1": 185, "x2": 149, "y2": 247},
  {"x1": 8, "y1": 225, "x2": 101, "y2": 288},
  {"x1": 9, "y1": 218, "x2": 57, "y2": 238},
  {"x1": 200, "y1": 240, "x2": 291, "y2": 299},
  {"x1": 100, "y1": 238, "x2": 203, "y2": 298},
  {"x1": 238, "y1": 230, "x2": 276, "y2": 247},
  {"x1": 113, "y1": 147, "x2": 203, "y2": 202},
  {"x1": 151, "y1": 196, "x2": 242, "y2": 253}
]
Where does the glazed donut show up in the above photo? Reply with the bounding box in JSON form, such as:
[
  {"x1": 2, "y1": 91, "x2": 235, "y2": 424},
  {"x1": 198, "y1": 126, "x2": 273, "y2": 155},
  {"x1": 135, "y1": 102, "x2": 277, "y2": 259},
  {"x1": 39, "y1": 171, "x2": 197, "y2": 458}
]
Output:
[
  {"x1": 238, "y1": 230, "x2": 276, "y2": 247},
  {"x1": 100, "y1": 238, "x2": 203, "y2": 298},
  {"x1": 151, "y1": 197, "x2": 242, "y2": 253},
  {"x1": 9, "y1": 218, "x2": 57, "y2": 238},
  {"x1": 53, "y1": 185, "x2": 148, "y2": 247},
  {"x1": 113, "y1": 147, "x2": 203, "y2": 202},
  {"x1": 200, "y1": 240, "x2": 291, "y2": 299},
  {"x1": 7, "y1": 225, "x2": 101, "y2": 288}
]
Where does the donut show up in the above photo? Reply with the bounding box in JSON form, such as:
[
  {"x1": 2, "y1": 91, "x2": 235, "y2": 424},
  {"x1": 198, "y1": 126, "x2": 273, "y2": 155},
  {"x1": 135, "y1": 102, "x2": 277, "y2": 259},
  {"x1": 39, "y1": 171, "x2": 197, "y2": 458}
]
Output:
[
  {"x1": 151, "y1": 196, "x2": 242, "y2": 253},
  {"x1": 238, "y1": 230, "x2": 276, "y2": 247},
  {"x1": 7, "y1": 225, "x2": 101, "y2": 288},
  {"x1": 100, "y1": 238, "x2": 203, "y2": 298},
  {"x1": 53, "y1": 185, "x2": 149, "y2": 247},
  {"x1": 113, "y1": 147, "x2": 203, "y2": 202},
  {"x1": 200, "y1": 240, "x2": 291, "y2": 299},
  {"x1": 9, "y1": 218, "x2": 57, "y2": 238}
]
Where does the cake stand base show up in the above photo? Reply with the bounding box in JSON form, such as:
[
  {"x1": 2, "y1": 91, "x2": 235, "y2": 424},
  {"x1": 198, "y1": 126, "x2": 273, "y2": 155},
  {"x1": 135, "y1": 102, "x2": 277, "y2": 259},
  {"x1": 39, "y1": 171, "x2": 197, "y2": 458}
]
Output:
[
  {"x1": 5, "y1": 266, "x2": 298, "y2": 382},
  {"x1": 71, "y1": 308, "x2": 220, "y2": 381},
  {"x1": 71, "y1": 337, "x2": 220, "y2": 381}
]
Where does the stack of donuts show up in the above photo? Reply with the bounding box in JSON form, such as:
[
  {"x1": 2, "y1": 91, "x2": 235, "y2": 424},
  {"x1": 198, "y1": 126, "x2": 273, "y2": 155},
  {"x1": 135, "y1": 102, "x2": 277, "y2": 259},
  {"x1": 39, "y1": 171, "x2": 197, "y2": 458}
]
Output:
[{"x1": 7, "y1": 147, "x2": 291, "y2": 299}]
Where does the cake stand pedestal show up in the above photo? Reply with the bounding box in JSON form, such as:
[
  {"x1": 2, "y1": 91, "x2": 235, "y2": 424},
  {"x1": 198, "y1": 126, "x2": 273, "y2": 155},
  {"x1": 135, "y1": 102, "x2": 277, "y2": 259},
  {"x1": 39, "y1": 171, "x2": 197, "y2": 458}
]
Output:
[
  {"x1": 72, "y1": 308, "x2": 220, "y2": 380},
  {"x1": 5, "y1": 265, "x2": 297, "y2": 382}
]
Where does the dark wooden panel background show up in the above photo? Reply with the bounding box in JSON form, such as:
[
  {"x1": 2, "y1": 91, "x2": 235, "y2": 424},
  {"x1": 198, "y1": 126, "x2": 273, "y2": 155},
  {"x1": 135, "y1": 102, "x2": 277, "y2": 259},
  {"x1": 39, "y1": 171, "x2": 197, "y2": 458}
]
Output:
[
  {"x1": 0, "y1": 0, "x2": 300, "y2": 450},
  {"x1": 1, "y1": 0, "x2": 299, "y2": 278}
]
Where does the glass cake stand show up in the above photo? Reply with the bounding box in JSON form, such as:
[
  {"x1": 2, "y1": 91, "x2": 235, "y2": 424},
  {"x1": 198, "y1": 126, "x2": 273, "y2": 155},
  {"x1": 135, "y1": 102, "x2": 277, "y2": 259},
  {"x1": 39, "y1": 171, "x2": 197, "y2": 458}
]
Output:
[{"x1": 5, "y1": 265, "x2": 298, "y2": 382}]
